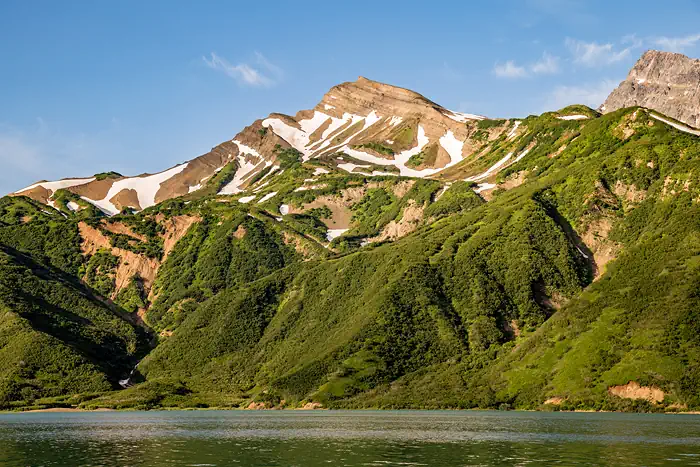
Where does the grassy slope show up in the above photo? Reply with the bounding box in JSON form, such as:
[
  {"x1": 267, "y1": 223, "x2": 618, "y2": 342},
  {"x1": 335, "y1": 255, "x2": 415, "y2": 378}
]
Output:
[
  {"x1": 0, "y1": 245, "x2": 149, "y2": 407},
  {"x1": 128, "y1": 107, "x2": 700, "y2": 411},
  {"x1": 5, "y1": 105, "x2": 700, "y2": 412}
]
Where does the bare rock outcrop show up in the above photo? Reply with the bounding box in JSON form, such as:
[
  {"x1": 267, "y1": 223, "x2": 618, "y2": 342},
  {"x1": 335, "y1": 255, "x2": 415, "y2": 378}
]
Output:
[{"x1": 602, "y1": 50, "x2": 700, "y2": 128}]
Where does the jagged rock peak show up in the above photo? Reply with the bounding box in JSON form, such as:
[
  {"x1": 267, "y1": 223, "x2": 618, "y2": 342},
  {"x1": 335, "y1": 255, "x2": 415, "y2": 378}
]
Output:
[{"x1": 601, "y1": 50, "x2": 700, "y2": 128}]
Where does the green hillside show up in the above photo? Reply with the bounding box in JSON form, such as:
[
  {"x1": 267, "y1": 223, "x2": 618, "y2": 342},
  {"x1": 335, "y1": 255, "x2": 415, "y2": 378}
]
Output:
[{"x1": 3, "y1": 105, "x2": 700, "y2": 412}]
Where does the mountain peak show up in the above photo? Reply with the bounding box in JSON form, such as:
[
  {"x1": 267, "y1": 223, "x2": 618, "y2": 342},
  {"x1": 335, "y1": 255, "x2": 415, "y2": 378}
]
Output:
[{"x1": 601, "y1": 50, "x2": 700, "y2": 128}]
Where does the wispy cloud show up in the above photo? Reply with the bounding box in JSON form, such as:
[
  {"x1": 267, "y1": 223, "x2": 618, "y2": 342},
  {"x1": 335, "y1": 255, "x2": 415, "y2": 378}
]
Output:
[
  {"x1": 565, "y1": 38, "x2": 636, "y2": 67},
  {"x1": 531, "y1": 52, "x2": 560, "y2": 74},
  {"x1": 493, "y1": 60, "x2": 529, "y2": 78},
  {"x1": 543, "y1": 79, "x2": 619, "y2": 110},
  {"x1": 494, "y1": 53, "x2": 560, "y2": 79},
  {"x1": 203, "y1": 52, "x2": 282, "y2": 87},
  {"x1": 651, "y1": 33, "x2": 700, "y2": 53}
]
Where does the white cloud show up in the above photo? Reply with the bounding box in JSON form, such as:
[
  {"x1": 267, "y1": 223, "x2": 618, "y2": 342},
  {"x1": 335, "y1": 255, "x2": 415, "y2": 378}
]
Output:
[
  {"x1": 531, "y1": 52, "x2": 560, "y2": 74},
  {"x1": 493, "y1": 60, "x2": 528, "y2": 78},
  {"x1": 565, "y1": 38, "x2": 635, "y2": 67},
  {"x1": 543, "y1": 79, "x2": 619, "y2": 110},
  {"x1": 494, "y1": 53, "x2": 560, "y2": 79},
  {"x1": 203, "y1": 52, "x2": 282, "y2": 87},
  {"x1": 652, "y1": 33, "x2": 700, "y2": 53}
]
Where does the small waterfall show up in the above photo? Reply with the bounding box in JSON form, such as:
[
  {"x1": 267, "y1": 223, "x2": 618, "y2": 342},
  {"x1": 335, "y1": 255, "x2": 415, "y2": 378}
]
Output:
[{"x1": 118, "y1": 362, "x2": 140, "y2": 388}]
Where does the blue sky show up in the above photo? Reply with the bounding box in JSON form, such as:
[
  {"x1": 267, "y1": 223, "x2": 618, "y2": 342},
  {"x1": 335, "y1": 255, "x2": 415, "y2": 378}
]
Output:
[{"x1": 2, "y1": 0, "x2": 700, "y2": 194}]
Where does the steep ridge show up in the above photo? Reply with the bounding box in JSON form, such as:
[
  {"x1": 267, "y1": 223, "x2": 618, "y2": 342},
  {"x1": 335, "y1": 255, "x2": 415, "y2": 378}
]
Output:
[
  {"x1": 602, "y1": 50, "x2": 700, "y2": 128},
  {"x1": 12, "y1": 77, "x2": 515, "y2": 213}
]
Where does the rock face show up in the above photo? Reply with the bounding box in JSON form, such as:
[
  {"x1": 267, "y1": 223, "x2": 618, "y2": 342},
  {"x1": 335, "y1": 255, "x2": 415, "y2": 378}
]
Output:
[{"x1": 602, "y1": 50, "x2": 700, "y2": 128}]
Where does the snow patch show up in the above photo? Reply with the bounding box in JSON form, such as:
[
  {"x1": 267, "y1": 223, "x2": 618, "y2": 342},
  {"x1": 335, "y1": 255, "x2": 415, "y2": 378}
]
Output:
[
  {"x1": 444, "y1": 110, "x2": 486, "y2": 123},
  {"x1": 238, "y1": 195, "x2": 256, "y2": 204},
  {"x1": 326, "y1": 229, "x2": 348, "y2": 241},
  {"x1": 557, "y1": 115, "x2": 589, "y2": 121},
  {"x1": 439, "y1": 131, "x2": 465, "y2": 165},
  {"x1": 188, "y1": 183, "x2": 202, "y2": 193},
  {"x1": 507, "y1": 121, "x2": 521, "y2": 140},
  {"x1": 475, "y1": 183, "x2": 497, "y2": 193},
  {"x1": 66, "y1": 201, "x2": 80, "y2": 211},
  {"x1": 15, "y1": 177, "x2": 96, "y2": 194},
  {"x1": 649, "y1": 113, "x2": 700, "y2": 136},
  {"x1": 87, "y1": 164, "x2": 188, "y2": 216},
  {"x1": 263, "y1": 111, "x2": 331, "y2": 161},
  {"x1": 324, "y1": 104, "x2": 335, "y2": 110},
  {"x1": 512, "y1": 147, "x2": 532, "y2": 164},
  {"x1": 466, "y1": 153, "x2": 513, "y2": 182},
  {"x1": 338, "y1": 162, "x2": 371, "y2": 173},
  {"x1": 279, "y1": 204, "x2": 289, "y2": 215},
  {"x1": 389, "y1": 116, "x2": 403, "y2": 127},
  {"x1": 257, "y1": 191, "x2": 278, "y2": 204},
  {"x1": 219, "y1": 154, "x2": 260, "y2": 195},
  {"x1": 313, "y1": 167, "x2": 330, "y2": 175}
]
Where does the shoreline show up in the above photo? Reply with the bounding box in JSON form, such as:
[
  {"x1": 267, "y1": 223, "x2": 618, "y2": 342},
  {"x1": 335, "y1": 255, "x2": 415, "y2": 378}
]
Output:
[{"x1": 4, "y1": 406, "x2": 700, "y2": 415}]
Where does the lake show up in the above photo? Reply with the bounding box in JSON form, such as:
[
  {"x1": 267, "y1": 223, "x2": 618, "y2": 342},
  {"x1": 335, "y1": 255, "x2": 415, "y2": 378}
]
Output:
[{"x1": 1, "y1": 410, "x2": 699, "y2": 466}]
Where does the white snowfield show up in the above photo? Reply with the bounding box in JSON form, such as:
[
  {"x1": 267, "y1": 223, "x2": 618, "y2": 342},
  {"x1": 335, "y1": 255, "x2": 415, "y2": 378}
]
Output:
[
  {"x1": 475, "y1": 183, "x2": 497, "y2": 193},
  {"x1": 15, "y1": 177, "x2": 96, "y2": 195},
  {"x1": 219, "y1": 139, "x2": 270, "y2": 195},
  {"x1": 313, "y1": 167, "x2": 330, "y2": 175},
  {"x1": 257, "y1": 191, "x2": 278, "y2": 203},
  {"x1": 326, "y1": 228, "x2": 348, "y2": 241},
  {"x1": 237, "y1": 195, "x2": 256, "y2": 204},
  {"x1": 338, "y1": 125, "x2": 470, "y2": 178},
  {"x1": 507, "y1": 121, "x2": 521, "y2": 140},
  {"x1": 467, "y1": 152, "x2": 513, "y2": 182},
  {"x1": 337, "y1": 162, "x2": 371, "y2": 173},
  {"x1": 557, "y1": 115, "x2": 589, "y2": 120},
  {"x1": 466, "y1": 146, "x2": 533, "y2": 183},
  {"x1": 650, "y1": 113, "x2": 700, "y2": 136},
  {"x1": 444, "y1": 110, "x2": 486, "y2": 123},
  {"x1": 252, "y1": 165, "x2": 279, "y2": 189},
  {"x1": 261, "y1": 106, "x2": 482, "y2": 175},
  {"x1": 87, "y1": 163, "x2": 189, "y2": 216},
  {"x1": 66, "y1": 201, "x2": 80, "y2": 211}
]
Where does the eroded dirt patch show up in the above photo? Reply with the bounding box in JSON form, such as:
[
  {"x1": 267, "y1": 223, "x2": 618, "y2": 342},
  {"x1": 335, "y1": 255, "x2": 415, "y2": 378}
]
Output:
[{"x1": 608, "y1": 381, "x2": 665, "y2": 403}]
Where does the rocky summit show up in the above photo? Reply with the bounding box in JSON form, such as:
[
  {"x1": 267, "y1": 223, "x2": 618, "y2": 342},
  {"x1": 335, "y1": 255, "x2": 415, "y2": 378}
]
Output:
[
  {"x1": 602, "y1": 50, "x2": 700, "y2": 128},
  {"x1": 3, "y1": 50, "x2": 700, "y2": 414}
]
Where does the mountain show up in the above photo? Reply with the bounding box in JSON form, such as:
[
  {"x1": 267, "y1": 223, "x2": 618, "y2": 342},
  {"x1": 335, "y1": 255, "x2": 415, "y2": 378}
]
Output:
[
  {"x1": 3, "y1": 52, "x2": 700, "y2": 413},
  {"x1": 602, "y1": 50, "x2": 700, "y2": 129},
  {"x1": 11, "y1": 77, "x2": 503, "y2": 213}
]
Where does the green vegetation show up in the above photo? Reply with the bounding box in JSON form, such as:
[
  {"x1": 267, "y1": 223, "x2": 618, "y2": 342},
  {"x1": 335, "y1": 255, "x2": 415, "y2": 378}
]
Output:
[
  {"x1": 406, "y1": 144, "x2": 438, "y2": 168},
  {"x1": 4, "y1": 105, "x2": 700, "y2": 413},
  {"x1": 84, "y1": 249, "x2": 119, "y2": 297},
  {"x1": 50, "y1": 189, "x2": 105, "y2": 219},
  {"x1": 424, "y1": 182, "x2": 483, "y2": 219},
  {"x1": 477, "y1": 119, "x2": 507, "y2": 130},
  {"x1": 94, "y1": 171, "x2": 123, "y2": 181},
  {"x1": 145, "y1": 214, "x2": 297, "y2": 332},
  {"x1": 0, "y1": 245, "x2": 149, "y2": 407},
  {"x1": 115, "y1": 275, "x2": 146, "y2": 313},
  {"x1": 0, "y1": 196, "x2": 60, "y2": 226},
  {"x1": 352, "y1": 142, "x2": 395, "y2": 156}
]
